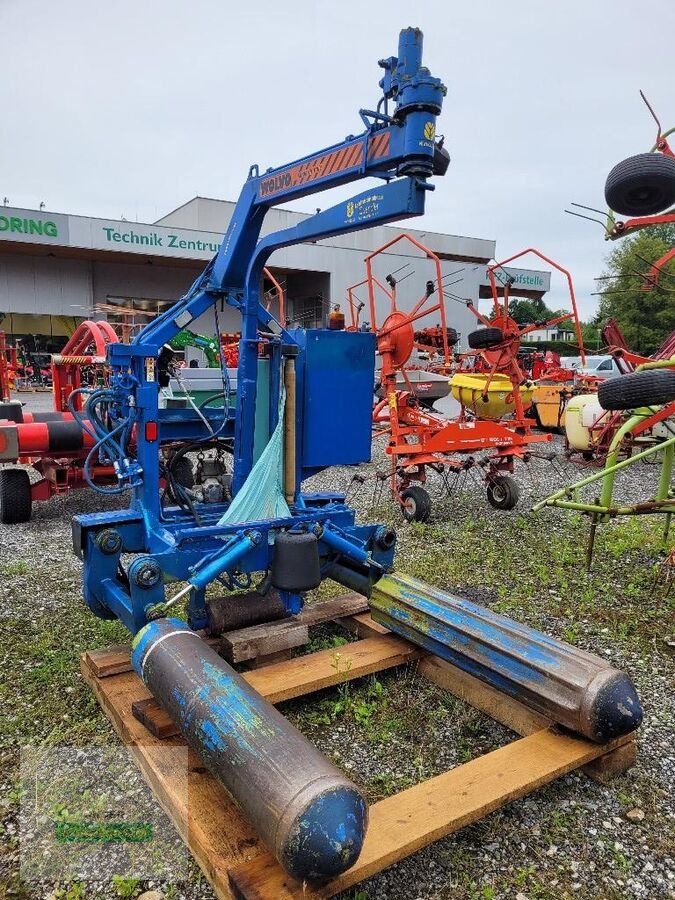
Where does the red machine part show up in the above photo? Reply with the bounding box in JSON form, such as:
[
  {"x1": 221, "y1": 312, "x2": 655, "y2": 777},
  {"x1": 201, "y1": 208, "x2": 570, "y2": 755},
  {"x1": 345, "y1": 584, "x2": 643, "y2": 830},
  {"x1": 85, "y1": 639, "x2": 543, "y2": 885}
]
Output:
[
  {"x1": 0, "y1": 321, "x2": 118, "y2": 518},
  {"x1": 566, "y1": 100, "x2": 675, "y2": 463},
  {"x1": 364, "y1": 234, "x2": 452, "y2": 370},
  {"x1": 220, "y1": 334, "x2": 240, "y2": 368},
  {"x1": 603, "y1": 319, "x2": 675, "y2": 375},
  {"x1": 218, "y1": 268, "x2": 284, "y2": 369},
  {"x1": 0, "y1": 332, "x2": 10, "y2": 402},
  {"x1": 530, "y1": 351, "x2": 577, "y2": 383},
  {"x1": 52, "y1": 319, "x2": 118, "y2": 412},
  {"x1": 0, "y1": 417, "x2": 97, "y2": 459}
]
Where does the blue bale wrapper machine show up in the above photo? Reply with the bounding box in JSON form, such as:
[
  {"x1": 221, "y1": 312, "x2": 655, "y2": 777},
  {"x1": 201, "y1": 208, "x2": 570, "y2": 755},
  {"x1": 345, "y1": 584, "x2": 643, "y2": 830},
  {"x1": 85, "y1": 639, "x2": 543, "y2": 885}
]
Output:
[{"x1": 73, "y1": 28, "x2": 642, "y2": 883}]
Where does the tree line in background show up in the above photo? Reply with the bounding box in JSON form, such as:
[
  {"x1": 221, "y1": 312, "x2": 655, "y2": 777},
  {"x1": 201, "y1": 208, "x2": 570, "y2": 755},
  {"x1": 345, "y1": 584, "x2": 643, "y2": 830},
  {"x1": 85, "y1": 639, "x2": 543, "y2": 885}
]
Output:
[
  {"x1": 594, "y1": 223, "x2": 675, "y2": 355},
  {"x1": 506, "y1": 223, "x2": 675, "y2": 356}
]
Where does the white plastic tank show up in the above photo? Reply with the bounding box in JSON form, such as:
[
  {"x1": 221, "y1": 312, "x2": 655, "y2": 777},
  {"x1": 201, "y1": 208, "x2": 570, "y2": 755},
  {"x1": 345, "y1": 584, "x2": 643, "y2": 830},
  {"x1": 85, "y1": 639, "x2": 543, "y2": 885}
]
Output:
[{"x1": 565, "y1": 394, "x2": 609, "y2": 451}]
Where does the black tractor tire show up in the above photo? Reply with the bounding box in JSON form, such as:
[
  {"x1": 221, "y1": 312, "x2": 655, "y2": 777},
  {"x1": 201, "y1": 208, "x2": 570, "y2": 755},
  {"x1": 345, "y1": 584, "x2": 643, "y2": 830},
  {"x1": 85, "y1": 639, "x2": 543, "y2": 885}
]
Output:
[
  {"x1": 486, "y1": 474, "x2": 519, "y2": 511},
  {"x1": 0, "y1": 468, "x2": 32, "y2": 524},
  {"x1": 468, "y1": 327, "x2": 504, "y2": 350},
  {"x1": 604, "y1": 153, "x2": 675, "y2": 216},
  {"x1": 170, "y1": 456, "x2": 195, "y2": 488},
  {"x1": 400, "y1": 486, "x2": 432, "y2": 523},
  {"x1": 598, "y1": 369, "x2": 675, "y2": 411}
]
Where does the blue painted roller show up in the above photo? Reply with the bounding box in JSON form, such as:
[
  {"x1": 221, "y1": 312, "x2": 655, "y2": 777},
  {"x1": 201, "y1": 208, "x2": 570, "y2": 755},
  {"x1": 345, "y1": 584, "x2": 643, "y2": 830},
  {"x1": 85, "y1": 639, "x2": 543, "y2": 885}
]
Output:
[
  {"x1": 369, "y1": 573, "x2": 642, "y2": 742},
  {"x1": 132, "y1": 618, "x2": 367, "y2": 881}
]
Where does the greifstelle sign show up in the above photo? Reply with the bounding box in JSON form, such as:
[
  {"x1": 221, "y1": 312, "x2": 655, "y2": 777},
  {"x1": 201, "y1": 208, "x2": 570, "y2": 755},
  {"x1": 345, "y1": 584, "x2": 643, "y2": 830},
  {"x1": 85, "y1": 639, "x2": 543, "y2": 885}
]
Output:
[{"x1": 480, "y1": 265, "x2": 551, "y2": 293}]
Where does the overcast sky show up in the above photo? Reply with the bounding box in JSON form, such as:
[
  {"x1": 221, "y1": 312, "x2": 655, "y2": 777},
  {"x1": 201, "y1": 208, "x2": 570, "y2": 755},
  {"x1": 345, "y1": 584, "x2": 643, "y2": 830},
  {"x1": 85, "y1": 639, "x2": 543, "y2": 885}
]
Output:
[{"x1": 2, "y1": 0, "x2": 674, "y2": 319}]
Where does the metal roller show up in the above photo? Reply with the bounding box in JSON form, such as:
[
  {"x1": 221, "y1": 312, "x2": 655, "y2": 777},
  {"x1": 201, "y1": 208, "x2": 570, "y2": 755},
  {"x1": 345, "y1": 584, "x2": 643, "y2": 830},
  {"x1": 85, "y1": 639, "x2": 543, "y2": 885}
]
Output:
[
  {"x1": 132, "y1": 618, "x2": 368, "y2": 881},
  {"x1": 205, "y1": 589, "x2": 289, "y2": 635},
  {"x1": 370, "y1": 572, "x2": 642, "y2": 742}
]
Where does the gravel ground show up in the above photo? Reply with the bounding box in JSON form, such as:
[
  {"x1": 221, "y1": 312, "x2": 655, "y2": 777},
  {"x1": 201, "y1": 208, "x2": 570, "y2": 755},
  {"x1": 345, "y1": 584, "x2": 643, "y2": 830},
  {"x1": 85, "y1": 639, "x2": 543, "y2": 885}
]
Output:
[{"x1": 1, "y1": 392, "x2": 674, "y2": 900}]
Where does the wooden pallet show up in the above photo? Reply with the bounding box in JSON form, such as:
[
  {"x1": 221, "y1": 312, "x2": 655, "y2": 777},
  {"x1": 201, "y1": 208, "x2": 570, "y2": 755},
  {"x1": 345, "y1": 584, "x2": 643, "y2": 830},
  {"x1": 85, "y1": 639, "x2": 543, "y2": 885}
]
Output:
[{"x1": 81, "y1": 597, "x2": 637, "y2": 900}]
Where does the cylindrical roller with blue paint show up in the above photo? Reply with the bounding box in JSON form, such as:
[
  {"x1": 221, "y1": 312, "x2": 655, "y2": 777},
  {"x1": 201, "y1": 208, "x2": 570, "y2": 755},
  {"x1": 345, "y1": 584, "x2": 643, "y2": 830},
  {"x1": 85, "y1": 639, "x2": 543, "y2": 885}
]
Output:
[
  {"x1": 370, "y1": 572, "x2": 642, "y2": 742},
  {"x1": 132, "y1": 618, "x2": 367, "y2": 882}
]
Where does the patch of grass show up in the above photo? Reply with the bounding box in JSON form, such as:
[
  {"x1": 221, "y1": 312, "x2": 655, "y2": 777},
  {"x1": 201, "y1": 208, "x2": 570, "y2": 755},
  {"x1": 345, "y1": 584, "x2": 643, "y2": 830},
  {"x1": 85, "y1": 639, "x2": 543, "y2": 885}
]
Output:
[
  {"x1": 1, "y1": 559, "x2": 29, "y2": 576},
  {"x1": 111, "y1": 876, "x2": 141, "y2": 898},
  {"x1": 52, "y1": 884, "x2": 87, "y2": 900},
  {"x1": 305, "y1": 630, "x2": 349, "y2": 654}
]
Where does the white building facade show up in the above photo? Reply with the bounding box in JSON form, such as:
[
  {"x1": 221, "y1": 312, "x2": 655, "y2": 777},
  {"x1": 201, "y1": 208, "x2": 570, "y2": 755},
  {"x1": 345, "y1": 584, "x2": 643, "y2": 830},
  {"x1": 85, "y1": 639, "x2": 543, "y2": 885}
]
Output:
[{"x1": 0, "y1": 199, "x2": 551, "y2": 353}]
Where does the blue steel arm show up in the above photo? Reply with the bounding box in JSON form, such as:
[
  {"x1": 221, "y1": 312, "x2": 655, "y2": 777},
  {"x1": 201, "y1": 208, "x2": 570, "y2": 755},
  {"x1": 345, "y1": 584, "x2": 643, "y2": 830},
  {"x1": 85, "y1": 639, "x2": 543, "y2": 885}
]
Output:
[
  {"x1": 124, "y1": 27, "x2": 445, "y2": 353},
  {"x1": 105, "y1": 26, "x2": 446, "y2": 523}
]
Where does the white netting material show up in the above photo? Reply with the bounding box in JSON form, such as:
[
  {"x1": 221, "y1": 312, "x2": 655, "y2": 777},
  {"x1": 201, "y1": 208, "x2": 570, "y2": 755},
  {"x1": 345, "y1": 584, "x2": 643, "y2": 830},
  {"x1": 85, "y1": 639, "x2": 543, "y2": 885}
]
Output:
[{"x1": 218, "y1": 388, "x2": 291, "y2": 525}]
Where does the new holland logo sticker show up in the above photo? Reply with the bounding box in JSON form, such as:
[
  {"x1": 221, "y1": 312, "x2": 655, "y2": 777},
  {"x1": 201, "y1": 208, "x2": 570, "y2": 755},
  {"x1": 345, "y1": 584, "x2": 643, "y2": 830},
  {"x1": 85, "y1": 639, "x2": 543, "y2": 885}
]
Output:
[
  {"x1": 346, "y1": 201, "x2": 355, "y2": 218},
  {"x1": 423, "y1": 121, "x2": 436, "y2": 140}
]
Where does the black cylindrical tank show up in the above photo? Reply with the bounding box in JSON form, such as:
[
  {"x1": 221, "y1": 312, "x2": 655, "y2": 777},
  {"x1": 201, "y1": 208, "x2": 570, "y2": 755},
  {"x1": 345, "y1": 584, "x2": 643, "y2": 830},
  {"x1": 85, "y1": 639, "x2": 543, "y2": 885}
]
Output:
[
  {"x1": 132, "y1": 618, "x2": 367, "y2": 881},
  {"x1": 272, "y1": 529, "x2": 321, "y2": 592}
]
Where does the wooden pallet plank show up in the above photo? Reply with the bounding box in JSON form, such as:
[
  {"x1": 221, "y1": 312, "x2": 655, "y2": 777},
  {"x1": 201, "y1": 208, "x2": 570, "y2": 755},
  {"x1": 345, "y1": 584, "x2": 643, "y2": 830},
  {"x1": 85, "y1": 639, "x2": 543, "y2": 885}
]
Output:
[
  {"x1": 339, "y1": 611, "x2": 389, "y2": 639},
  {"x1": 417, "y1": 654, "x2": 551, "y2": 736},
  {"x1": 84, "y1": 637, "x2": 219, "y2": 678},
  {"x1": 228, "y1": 728, "x2": 631, "y2": 900},
  {"x1": 247, "y1": 649, "x2": 293, "y2": 669},
  {"x1": 82, "y1": 633, "x2": 419, "y2": 714},
  {"x1": 298, "y1": 592, "x2": 368, "y2": 625},
  {"x1": 243, "y1": 634, "x2": 421, "y2": 704},
  {"x1": 83, "y1": 644, "x2": 138, "y2": 678},
  {"x1": 132, "y1": 697, "x2": 180, "y2": 739}
]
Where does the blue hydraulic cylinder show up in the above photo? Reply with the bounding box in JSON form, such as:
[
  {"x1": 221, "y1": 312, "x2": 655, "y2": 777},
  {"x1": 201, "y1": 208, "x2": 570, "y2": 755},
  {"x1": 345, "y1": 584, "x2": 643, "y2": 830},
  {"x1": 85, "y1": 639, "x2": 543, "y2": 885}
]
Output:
[
  {"x1": 188, "y1": 531, "x2": 261, "y2": 591},
  {"x1": 132, "y1": 619, "x2": 368, "y2": 881},
  {"x1": 370, "y1": 573, "x2": 642, "y2": 743},
  {"x1": 320, "y1": 525, "x2": 370, "y2": 566}
]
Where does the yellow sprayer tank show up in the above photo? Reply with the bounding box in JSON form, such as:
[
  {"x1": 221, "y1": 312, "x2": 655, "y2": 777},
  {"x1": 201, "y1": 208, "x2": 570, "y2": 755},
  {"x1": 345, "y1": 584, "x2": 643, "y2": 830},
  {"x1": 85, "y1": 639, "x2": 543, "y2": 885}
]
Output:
[
  {"x1": 450, "y1": 372, "x2": 534, "y2": 420},
  {"x1": 564, "y1": 394, "x2": 610, "y2": 451}
]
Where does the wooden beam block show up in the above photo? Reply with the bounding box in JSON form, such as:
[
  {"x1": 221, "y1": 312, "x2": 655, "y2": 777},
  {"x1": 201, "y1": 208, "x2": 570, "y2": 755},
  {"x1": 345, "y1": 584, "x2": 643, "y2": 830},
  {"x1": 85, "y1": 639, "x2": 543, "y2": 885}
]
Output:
[
  {"x1": 243, "y1": 634, "x2": 421, "y2": 704},
  {"x1": 247, "y1": 649, "x2": 293, "y2": 669},
  {"x1": 297, "y1": 593, "x2": 368, "y2": 626},
  {"x1": 132, "y1": 697, "x2": 180, "y2": 739},
  {"x1": 83, "y1": 595, "x2": 368, "y2": 678},
  {"x1": 220, "y1": 620, "x2": 309, "y2": 664},
  {"x1": 339, "y1": 611, "x2": 389, "y2": 639},
  {"x1": 583, "y1": 739, "x2": 637, "y2": 783},
  {"x1": 228, "y1": 728, "x2": 632, "y2": 900},
  {"x1": 83, "y1": 644, "x2": 135, "y2": 678}
]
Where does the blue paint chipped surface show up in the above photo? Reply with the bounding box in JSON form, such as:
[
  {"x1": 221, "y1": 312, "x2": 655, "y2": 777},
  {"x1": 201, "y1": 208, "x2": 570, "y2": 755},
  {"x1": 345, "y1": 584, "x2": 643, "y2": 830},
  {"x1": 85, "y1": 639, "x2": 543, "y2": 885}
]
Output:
[
  {"x1": 369, "y1": 572, "x2": 615, "y2": 727},
  {"x1": 135, "y1": 618, "x2": 369, "y2": 878},
  {"x1": 183, "y1": 657, "x2": 279, "y2": 760},
  {"x1": 284, "y1": 788, "x2": 367, "y2": 880}
]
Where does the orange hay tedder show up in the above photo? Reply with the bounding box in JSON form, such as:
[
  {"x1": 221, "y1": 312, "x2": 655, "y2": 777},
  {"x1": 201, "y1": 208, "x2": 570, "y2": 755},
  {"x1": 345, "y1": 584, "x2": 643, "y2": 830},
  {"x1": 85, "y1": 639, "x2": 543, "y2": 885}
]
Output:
[{"x1": 349, "y1": 235, "x2": 565, "y2": 522}]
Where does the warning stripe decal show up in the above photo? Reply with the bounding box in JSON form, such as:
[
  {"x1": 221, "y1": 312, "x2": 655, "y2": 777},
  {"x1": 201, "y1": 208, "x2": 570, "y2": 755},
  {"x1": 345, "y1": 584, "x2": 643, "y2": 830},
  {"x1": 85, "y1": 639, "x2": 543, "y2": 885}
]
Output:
[
  {"x1": 258, "y1": 131, "x2": 391, "y2": 199},
  {"x1": 367, "y1": 131, "x2": 391, "y2": 160}
]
